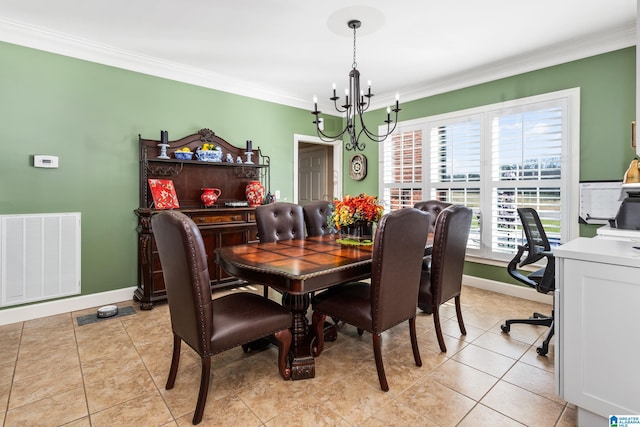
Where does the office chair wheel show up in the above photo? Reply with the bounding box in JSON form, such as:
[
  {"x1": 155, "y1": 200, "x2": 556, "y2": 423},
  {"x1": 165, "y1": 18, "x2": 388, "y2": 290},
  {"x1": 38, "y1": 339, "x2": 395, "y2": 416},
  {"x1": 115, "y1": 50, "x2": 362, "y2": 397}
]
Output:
[
  {"x1": 500, "y1": 323, "x2": 510, "y2": 333},
  {"x1": 536, "y1": 344, "x2": 548, "y2": 356}
]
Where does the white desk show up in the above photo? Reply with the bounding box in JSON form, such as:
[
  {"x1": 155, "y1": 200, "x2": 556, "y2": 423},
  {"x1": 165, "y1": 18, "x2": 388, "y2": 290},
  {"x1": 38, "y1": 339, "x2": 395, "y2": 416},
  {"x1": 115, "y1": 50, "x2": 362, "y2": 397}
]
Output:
[{"x1": 554, "y1": 237, "x2": 640, "y2": 426}]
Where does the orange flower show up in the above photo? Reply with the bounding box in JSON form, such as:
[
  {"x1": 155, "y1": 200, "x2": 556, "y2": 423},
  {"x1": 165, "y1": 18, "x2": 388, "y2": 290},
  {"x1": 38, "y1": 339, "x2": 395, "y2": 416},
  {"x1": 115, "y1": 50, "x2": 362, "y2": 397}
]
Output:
[{"x1": 328, "y1": 194, "x2": 384, "y2": 229}]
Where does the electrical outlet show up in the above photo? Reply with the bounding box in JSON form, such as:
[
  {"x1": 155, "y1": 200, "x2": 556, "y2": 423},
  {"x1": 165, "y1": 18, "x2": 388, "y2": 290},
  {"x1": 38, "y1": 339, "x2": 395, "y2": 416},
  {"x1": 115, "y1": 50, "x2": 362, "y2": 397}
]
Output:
[{"x1": 275, "y1": 190, "x2": 281, "y2": 200}]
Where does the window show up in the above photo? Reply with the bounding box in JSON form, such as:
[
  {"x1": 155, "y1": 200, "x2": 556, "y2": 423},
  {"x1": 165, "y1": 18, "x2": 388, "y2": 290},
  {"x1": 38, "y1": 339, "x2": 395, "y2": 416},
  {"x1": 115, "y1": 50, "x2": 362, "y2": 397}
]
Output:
[{"x1": 379, "y1": 89, "x2": 579, "y2": 261}]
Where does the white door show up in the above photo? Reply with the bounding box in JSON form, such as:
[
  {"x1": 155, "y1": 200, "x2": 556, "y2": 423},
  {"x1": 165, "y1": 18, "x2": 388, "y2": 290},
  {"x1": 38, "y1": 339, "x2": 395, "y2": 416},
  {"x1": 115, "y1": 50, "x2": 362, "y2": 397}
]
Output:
[{"x1": 298, "y1": 144, "x2": 331, "y2": 205}]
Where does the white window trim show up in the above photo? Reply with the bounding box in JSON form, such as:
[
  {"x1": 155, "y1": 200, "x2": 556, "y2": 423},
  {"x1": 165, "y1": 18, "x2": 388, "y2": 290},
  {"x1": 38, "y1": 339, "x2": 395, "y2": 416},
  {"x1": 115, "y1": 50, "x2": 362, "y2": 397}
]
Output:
[{"x1": 379, "y1": 88, "x2": 580, "y2": 260}]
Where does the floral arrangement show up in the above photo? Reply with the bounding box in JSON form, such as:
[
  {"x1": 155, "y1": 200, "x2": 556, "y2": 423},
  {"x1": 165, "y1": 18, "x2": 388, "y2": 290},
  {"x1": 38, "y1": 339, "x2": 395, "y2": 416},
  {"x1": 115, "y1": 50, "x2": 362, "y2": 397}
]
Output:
[{"x1": 328, "y1": 193, "x2": 384, "y2": 230}]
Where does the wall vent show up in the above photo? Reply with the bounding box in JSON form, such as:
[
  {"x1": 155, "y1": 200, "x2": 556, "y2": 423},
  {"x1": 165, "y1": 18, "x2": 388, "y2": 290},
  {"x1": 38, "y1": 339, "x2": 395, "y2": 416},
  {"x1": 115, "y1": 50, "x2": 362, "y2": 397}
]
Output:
[{"x1": 1, "y1": 213, "x2": 81, "y2": 307}]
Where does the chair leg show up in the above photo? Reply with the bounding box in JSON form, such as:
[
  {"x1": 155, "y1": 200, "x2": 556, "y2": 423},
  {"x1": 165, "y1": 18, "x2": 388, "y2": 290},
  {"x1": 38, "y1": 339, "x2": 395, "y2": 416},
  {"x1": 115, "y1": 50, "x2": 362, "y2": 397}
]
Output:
[
  {"x1": 409, "y1": 317, "x2": 422, "y2": 367},
  {"x1": 311, "y1": 310, "x2": 327, "y2": 357},
  {"x1": 433, "y1": 305, "x2": 447, "y2": 353},
  {"x1": 273, "y1": 328, "x2": 292, "y2": 380},
  {"x1": 372, "y1": 333, "x2": 389, "y2": 392},
  {"x1": 193, "y1": 356, "x2": 211, "y2": 425},
  {"x1": 165, "y1": 334, "x2": 181, "y2": 389},
  {"x1": 455, "y1": 295, "x2": 467, "y2": 336},
  {"x1": 263, "y1": 285, "x2": 269, "y2": 298}
]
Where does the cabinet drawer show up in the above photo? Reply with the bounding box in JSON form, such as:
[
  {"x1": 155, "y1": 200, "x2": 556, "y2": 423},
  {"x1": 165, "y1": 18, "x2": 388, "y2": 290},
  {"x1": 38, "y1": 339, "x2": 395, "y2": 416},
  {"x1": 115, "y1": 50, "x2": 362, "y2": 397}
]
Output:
[{"x1": 190, "y1": 213, "x2": 246, "y2": 224}]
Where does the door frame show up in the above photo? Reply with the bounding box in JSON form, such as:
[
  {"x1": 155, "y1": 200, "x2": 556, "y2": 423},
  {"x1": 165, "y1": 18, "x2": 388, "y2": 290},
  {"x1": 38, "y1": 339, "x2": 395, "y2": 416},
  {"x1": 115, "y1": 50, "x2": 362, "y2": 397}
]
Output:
[{"x1": 293, "y1": 134, "x2": 342, "y2": 204}]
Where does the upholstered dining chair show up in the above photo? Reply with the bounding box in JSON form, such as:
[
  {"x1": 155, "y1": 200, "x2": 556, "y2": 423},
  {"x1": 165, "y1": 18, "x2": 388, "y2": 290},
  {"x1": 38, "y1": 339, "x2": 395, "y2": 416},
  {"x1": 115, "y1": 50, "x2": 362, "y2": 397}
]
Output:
[
  {"x1": 302, "y1": 200, "x2": 335, "y2": 237},
  {"x1": 311, "y1": 208, "x2": 431, "y2": 391},
  {"x1": 414, "y1": 200, "x2": 452, "y2": 271},
  {"x1": 255, "y1": 202, "x2": 305, "y2": 297},
  {"x1": 418, "y1": 205, "x2": 472, "y2": 352},
  {"x1": 151, "y1": 210, "x2": 292, "y2": 425},
  {"x1": 413, "y1": 200, "x2": 452, "y2": 234}
]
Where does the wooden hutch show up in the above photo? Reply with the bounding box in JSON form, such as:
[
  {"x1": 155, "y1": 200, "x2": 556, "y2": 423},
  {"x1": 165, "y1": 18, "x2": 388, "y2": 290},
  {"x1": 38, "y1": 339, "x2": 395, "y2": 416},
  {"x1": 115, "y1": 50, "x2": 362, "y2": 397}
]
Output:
[{"x1": 134, "y1": 128, "x2": 269, "y2": 309}]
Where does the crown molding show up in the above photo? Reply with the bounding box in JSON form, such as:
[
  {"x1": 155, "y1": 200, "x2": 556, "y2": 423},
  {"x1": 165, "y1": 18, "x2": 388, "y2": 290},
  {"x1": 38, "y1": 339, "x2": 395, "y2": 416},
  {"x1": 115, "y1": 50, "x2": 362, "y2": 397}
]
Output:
[
  {"x1": 387, "y1": 24, "x2": 637, "y2": 109},
  {"x1": 1, "y1": 17, "x2": 635, "y2": 113},
  {"x1": 0, "y1": 17, "x2": 308, "y2": 109}
]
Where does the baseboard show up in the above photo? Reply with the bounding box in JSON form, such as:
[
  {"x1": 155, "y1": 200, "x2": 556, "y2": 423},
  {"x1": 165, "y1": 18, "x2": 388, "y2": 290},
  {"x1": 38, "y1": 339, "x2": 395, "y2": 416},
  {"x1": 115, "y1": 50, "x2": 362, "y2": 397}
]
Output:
[
  {"x1": 0, "y1": 277, "x2": 551, "y2": 326},
  {"x1": 463, "y1": 275, "x2": 553, "y2": 304},
  {"x1": 0, "y1": 287, "x2": 136, "y2": 326}
]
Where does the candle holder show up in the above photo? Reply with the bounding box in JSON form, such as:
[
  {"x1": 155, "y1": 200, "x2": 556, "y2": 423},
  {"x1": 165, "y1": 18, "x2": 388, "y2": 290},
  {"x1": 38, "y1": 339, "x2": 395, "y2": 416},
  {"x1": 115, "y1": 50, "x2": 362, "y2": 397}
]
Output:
[
  {"x1": 157, "y1": 143, "x2": 170, "y2": 159},
  {"x1": 244, "y1": 151, "x2": 254, "y2": 164}
]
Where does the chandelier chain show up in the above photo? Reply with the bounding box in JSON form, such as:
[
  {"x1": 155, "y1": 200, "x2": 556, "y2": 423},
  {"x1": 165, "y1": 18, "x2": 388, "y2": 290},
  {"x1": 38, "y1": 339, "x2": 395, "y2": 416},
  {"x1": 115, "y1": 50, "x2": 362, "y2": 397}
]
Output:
[{"x1": 352, "y1": 24, "x2": 357, "y2": 70}]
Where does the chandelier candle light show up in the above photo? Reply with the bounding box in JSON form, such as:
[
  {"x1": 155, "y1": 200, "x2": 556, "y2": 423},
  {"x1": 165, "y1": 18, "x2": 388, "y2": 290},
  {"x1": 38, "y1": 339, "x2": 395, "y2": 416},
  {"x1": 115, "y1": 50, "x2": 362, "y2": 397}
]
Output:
[{"x1": 311, "y1": 19, "x2": 401, "y2": 151}]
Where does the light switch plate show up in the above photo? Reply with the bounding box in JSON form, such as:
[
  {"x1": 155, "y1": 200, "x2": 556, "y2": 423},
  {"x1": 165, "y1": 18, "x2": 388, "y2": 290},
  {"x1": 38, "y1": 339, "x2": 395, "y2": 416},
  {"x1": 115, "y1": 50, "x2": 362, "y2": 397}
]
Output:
[{"x1": 34, "y1": 155, "x2": 59, "y2": 168}]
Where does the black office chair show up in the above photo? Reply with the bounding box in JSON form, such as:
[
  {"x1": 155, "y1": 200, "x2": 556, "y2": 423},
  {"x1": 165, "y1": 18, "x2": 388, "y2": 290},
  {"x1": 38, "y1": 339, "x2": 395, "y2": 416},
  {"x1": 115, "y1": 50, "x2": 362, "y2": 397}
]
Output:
[{"x1": 500, "y1": 207, "x2": 555, "y2": 356}]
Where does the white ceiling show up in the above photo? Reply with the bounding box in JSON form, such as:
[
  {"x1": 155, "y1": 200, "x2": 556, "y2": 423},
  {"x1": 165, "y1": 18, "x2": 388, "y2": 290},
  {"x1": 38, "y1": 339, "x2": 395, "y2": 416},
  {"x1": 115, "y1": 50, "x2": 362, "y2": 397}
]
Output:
[{"x1": 0, "y1": 1, "x2": 636, "y2": 113}]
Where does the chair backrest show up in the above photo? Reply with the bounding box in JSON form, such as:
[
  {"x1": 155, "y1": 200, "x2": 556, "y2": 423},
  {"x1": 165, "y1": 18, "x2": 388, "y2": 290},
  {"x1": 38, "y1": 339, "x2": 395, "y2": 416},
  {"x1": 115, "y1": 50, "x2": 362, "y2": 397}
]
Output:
[
  {"x1": 151, "y1": 210, "x2": 212, "y2": 356},
  {"x1": 518, "y1": 207, "x2": 551, "y2": 266},
  {"x1": 429, "y1": 205, "x2": 473, "y2": 305},
  {"x1": 414, "y1": 200, "x2": 452, "y2": 233},
  {"x1": 370, "y1": 208, "x2": 431, "y2": 332},
  {"x1": 255, "y1": 202, "x2": 305, "y2": 242},
  {"x1": 508, "y1": 207, "x2": 555, "y2": 293},
  {"x1": 302, "y1": 200, "x2": 335, "y2": 237}
]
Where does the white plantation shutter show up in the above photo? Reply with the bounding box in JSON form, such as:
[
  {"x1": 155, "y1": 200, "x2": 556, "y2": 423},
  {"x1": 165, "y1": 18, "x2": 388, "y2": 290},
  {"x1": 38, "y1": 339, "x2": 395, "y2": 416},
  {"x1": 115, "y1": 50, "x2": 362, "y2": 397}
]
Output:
[
  {"x1": 380, "y1": 89, "x2": 578, "y2": 261},
  {"x1": 429, "y1": 117, "x2": 483, "y2": 253},
  {"x1": 381, "y1": 126, "x2": 424, "y2": 210},
  {"x1": 490, "y1": 102, "x2": 563, "y2": 255}
]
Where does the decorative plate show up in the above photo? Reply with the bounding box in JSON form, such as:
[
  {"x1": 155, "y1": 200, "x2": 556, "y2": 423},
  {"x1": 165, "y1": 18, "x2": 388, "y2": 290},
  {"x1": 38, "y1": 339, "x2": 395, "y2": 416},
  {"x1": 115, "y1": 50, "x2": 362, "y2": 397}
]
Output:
[{"x1": 148, "y1": 179, "x2": 179, "y2": 209}]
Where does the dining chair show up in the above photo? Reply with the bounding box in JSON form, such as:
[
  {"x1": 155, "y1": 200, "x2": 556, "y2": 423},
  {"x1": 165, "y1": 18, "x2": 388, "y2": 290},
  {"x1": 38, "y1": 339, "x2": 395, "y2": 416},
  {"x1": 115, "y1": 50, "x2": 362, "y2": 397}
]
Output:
[
  {"x1": 151, "y1": 210, "x2": 292, "y2": 425},
  {"x1": 413, "y1": 200, "x2": 452, "y2": 234},
  {"x1": 414, "y1": 200, "x2": 452, "y2": 272},
  {"x1": 302, "y1": 200, "x2": 335, "y2": 237},
  {"x1": 255, "y1": 202, "x2": 305, "y2": 297},
  {"x1": 311, "y1": 207, "x2": 431, "y2": 391},
  {"x1": 418, "y1": 205, "x2": 472, "y2": 352}
]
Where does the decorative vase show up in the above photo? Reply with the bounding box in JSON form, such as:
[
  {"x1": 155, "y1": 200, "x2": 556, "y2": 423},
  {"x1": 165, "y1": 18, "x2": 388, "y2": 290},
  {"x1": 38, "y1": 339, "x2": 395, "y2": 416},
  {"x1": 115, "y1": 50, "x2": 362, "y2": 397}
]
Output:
[
  {"x1": 341, "y1": 221, "x2": 374, "y2": 241},
  {"x1": 624, "y1": 159, "x2": 640, "y2": 183},
  {"x1": 201, "y1": 188, "x2": 221, "y2": 207},
  {"x1": 245, "y1": 181, "x2": 265, "y2": 207}
]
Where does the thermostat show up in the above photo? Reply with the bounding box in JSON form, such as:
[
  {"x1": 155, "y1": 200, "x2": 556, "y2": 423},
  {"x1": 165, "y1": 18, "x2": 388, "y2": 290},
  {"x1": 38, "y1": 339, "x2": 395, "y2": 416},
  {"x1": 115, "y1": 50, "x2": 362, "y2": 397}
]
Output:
[{"x1": 34, "y1": 155, "x2": 59, "y2": 168}]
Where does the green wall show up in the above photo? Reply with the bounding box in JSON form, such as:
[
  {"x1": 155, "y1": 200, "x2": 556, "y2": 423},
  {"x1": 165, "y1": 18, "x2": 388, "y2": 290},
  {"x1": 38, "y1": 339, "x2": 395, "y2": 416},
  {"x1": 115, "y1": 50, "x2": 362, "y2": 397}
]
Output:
[
  {"x1": 0, "y1": 41, "x2": 318, "y2": 302},
  {"x1": 0, "y1": 41, "x2": 636, "y2": 303}
]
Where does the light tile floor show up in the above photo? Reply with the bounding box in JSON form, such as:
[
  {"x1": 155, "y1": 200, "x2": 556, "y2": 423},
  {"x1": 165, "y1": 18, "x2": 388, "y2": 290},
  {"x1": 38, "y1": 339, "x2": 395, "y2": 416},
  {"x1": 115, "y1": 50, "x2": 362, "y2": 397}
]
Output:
[{"x1": 0, "y1": 285, "x2": 576, "y2": 426}]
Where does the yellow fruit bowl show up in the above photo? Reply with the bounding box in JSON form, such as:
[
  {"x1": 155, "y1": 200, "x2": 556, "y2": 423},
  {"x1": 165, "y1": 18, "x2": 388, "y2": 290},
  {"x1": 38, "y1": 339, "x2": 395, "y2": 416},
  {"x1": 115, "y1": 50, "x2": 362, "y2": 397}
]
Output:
[{"x1": 174, "y1": 150, "x2": 194, "y2": 160}]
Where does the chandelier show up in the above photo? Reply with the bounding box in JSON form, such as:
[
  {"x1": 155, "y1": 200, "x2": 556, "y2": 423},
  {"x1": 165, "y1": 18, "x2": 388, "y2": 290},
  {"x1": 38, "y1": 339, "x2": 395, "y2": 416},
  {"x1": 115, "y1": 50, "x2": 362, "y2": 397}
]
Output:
[{"x1": 311, "y1": 19, "x2": 401, "y2": 151}]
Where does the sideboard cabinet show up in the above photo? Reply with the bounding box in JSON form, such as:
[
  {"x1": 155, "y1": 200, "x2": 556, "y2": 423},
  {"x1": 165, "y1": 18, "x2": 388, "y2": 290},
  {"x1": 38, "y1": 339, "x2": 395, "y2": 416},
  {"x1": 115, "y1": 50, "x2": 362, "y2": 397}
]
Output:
[{"x1": 134, "y1": 128, "x2": 269, "y2": 309}]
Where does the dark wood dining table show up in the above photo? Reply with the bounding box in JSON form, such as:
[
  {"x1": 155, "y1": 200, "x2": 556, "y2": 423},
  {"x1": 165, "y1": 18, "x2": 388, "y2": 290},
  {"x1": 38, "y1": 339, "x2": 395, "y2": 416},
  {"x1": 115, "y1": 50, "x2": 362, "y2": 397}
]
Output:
[
  {"x1": 214, "y1": 234, "x2": 375, "y2": 380},
  {"x1": 215, "y1": 232, "x2": 433, "y2": 380}
]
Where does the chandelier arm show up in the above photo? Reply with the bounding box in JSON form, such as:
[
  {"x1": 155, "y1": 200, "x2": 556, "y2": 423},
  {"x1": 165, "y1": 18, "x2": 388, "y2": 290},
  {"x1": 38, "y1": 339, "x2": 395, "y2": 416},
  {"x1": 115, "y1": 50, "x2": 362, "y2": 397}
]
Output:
[
  {"x1": 315, "y1": 123, "x2": 349, "y2": 142},
  {"x1": 333, "y1": 99, "x2": 348, "y2": 113}
]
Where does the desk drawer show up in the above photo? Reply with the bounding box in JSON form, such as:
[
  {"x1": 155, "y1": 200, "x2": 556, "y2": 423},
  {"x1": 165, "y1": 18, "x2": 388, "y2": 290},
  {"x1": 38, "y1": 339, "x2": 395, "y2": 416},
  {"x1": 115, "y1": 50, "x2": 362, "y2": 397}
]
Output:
[{"x1": 191, "y1": 213, "x2": 246, "y2": 224}]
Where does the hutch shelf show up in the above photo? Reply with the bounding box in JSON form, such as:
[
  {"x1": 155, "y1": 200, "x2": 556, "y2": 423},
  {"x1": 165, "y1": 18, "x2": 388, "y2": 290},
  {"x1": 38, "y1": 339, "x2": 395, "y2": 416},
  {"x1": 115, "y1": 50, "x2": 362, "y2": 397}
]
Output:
[{"x1": 134, "y1": 128, "x2": 269, "y2": 309}]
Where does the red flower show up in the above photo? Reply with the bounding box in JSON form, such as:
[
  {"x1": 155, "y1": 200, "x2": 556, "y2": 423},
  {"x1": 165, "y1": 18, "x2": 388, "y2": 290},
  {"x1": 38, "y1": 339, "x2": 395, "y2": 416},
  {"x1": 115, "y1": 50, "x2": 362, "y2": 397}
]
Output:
[{"x1": 329, "y1": 194, "x2": 384, "y2": 229}]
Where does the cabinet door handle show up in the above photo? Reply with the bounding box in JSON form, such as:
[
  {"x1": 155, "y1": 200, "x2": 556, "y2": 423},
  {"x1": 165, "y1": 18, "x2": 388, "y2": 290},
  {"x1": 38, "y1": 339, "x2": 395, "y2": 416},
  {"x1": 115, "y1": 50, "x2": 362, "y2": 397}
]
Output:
[
  {"x1": 232, "y1": 215, "x2": 241, "y2": 221},
  {"x1": 196, "y1": 217, "x2": 206, "y2": 223}
]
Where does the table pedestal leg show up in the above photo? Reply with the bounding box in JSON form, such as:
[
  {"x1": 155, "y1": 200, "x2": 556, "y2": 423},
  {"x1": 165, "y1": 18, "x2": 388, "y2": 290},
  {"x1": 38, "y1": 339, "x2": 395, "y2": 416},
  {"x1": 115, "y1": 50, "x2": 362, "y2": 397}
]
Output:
[{"x1": 281, "y1": 292, "x2": 315, "y2": 380}]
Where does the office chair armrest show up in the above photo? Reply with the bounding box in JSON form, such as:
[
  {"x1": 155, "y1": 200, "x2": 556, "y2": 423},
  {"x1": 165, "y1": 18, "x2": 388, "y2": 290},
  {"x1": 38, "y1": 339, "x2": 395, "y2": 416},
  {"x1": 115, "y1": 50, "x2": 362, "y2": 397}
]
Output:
[
  {"x1": 539, "y1": 250, "x2": 554, "y2": 258},
  {"x1": 508, "y1": 246, "x2": 538, "y2": 288}
]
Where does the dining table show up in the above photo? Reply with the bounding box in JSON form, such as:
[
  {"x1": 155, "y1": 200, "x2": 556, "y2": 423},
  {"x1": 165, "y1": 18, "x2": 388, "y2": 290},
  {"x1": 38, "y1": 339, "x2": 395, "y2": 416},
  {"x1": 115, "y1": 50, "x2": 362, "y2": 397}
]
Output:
[{"x1": 215, "y1": 233, "x2": 432, "y2": 380}]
